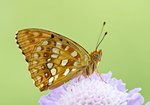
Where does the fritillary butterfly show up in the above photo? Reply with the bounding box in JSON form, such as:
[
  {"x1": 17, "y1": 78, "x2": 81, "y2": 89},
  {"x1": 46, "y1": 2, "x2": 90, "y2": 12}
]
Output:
[{"x1": 16, "y1": 22, "x2": 107, "y2": 91}]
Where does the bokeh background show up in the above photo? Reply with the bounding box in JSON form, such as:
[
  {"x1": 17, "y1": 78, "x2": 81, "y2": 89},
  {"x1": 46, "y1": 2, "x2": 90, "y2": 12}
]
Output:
[{"x1": 0, "y1": 0, "x2": 150, "y2": 105}]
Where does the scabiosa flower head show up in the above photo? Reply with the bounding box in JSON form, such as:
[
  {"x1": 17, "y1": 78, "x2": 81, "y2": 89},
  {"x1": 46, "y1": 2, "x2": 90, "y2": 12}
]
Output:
[{"x1": 39, "y1": 72, "x2": 149, "y2": 105}]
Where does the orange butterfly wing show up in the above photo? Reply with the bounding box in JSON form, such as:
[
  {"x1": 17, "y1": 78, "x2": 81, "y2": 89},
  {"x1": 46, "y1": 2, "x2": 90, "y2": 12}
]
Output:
[
  {"x1": 16, "y1": 28, "x2": 91, "y2": 91},
  {"x1": 16, "y1": 29, "x2": 51, "y2": 62}
]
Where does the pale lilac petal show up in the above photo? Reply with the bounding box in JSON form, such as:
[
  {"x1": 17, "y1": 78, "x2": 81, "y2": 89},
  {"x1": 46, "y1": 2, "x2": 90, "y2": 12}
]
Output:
[
  {"x1": 89, "y1": 72, "x2": 101, "y2": 80},
  {"x1": 40, "y1": 96, "x2": 54, "y2": 105},
  {"x1": 127, "y1": 88, "x2": 144, "y2": 105},
  {"x1": 146, "y1": 102, "x2": 150, "y2": 105},
  {"x1": 101, "y1": 71, "x2": 112, "y2": 81},
  {"x1": 127, "y1": 93, "x2": 144, "y2": 105},
  {"x1": 128, "y1": 88, "x2": 142, "y2": 95},
  {"x1": 39, "y1": 72, "x2": 149, "y2": 105}
]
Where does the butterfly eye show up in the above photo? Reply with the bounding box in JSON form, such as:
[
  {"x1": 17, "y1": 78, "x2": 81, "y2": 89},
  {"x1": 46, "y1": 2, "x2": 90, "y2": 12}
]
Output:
[{"x1": 93, "y1": 53, "x2": 101, "y2": 61}]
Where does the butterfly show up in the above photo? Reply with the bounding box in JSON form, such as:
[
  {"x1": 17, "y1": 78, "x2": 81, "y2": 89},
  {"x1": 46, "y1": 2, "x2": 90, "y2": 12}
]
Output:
[{"x1": 16, "y1": 22, "x2": 107, "y2": 91}]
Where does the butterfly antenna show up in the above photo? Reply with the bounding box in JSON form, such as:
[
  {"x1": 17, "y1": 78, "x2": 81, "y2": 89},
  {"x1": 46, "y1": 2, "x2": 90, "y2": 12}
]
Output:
[
  {"x1": 95, "y1": 22, "x2": 106, "y2": 50},
  {"x1": 95, "y1": 32, "x2": 107, "y2": 50}
]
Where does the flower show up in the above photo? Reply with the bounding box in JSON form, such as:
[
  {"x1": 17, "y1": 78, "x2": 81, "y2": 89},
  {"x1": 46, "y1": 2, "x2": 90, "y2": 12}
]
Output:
[{"x1": 39, "y1": 72, "x2": 149, "y2": 105}]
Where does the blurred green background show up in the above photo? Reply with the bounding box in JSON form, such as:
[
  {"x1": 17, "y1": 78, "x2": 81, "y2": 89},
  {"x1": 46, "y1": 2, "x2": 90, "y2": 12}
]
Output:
[{"x1": 0, "y1": 0, "x2": 150, "y2": 105}]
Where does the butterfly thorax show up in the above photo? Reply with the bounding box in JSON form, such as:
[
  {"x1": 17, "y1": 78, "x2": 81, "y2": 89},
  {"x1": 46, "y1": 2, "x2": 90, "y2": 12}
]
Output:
[{"x1": 83, "y1": 50, "x2": 102, "y2": 77}]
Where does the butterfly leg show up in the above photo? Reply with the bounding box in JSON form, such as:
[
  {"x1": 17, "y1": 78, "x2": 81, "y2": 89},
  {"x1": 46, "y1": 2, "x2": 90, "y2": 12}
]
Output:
[
  {"x1": 77, "y1": 68, "x2": 86, "y2": 82},
  {"x1": 77, "y1": 75, "x2": 82, "y2": 81},
  {"x1": 96, "y1": 69, "x2": 107, "y2": 83}
]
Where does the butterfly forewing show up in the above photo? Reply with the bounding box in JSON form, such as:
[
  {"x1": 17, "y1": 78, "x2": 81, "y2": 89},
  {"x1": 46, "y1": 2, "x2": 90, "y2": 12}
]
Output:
[
  {"x1": 16, "y1": 28, "x2": 90, "y2": 91},
  {"x1": 16, "y1": 29, "x2": 52, "y2": 62}
]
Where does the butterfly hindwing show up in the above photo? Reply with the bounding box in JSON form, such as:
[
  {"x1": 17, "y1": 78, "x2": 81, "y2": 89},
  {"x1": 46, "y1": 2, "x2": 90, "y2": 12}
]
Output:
[{"x1": 16, "y1": 28, "x2": 90, "y2": 91}]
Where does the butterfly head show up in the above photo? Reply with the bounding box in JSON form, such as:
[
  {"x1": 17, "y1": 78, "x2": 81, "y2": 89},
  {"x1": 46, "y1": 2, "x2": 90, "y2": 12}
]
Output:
[
  {"x1": 83, "y1": 50, "x2": 102, "y2": 77},
  {"x1": 90, "y1": 50, "x2": 102, "y2": 63}
]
